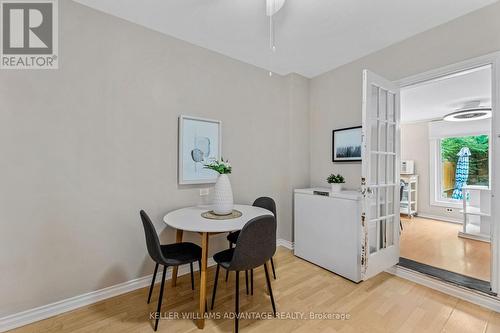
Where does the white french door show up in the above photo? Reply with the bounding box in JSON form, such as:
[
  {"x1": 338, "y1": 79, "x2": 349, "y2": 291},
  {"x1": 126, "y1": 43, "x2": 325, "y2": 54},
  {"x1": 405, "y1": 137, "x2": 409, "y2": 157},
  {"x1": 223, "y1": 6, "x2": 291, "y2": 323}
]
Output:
[{"x1": 361, "y1": 70, "x2": 401, "y2": 279}]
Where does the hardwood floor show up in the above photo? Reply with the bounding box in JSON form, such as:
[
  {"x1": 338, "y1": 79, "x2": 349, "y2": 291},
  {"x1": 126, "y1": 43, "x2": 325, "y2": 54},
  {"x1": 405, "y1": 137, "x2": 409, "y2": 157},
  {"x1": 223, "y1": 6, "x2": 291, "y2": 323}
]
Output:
[
  {"x1": 400, "y1": 216, "x2": 491, "y2": 281},
  {"x1": 8, "y1": 247, "x2": 500, "y2": 333}
]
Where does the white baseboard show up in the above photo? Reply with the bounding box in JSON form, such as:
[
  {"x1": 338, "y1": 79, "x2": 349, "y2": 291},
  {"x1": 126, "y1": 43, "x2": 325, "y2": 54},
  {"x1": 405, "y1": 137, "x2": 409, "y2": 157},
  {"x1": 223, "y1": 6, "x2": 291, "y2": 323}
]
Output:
[
  {"x1": 0, "y1": 243, "x2": 292, "y2": 332},
  {"x1": 0, "y1": 258, "x2": 215, "y2": 333},
  {"x1": 458, "y1": 231, "x2": 491, "y2": 243},
  {"x1": 277, "y1": 238, "x2": 294, "y2": 250},
  {"x1": 388, "y1": 265, "x2": 500, "y2": 312},
  {"x1": 416, "y1": 213, "x2": 463, "y2": 224}
]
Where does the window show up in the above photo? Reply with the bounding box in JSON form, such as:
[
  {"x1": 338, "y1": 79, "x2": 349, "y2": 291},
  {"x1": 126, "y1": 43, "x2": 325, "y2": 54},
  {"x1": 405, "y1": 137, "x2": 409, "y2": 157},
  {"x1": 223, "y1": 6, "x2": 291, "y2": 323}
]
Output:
[
  {"x1": 428, "y1": 120, "x2": 491, "y2": 208},
  {"x1": 439, "y1": 135, "x2": 489, "y2": 201}
]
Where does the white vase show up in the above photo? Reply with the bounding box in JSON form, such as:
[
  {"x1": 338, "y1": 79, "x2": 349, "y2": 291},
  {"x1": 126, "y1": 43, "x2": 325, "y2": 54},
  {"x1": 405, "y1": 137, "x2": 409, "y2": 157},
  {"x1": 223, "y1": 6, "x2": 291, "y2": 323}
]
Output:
[
  {"x1": 331, "y1": 183, "x2": 343, "y2": 193},
  {"x1": 213, "y1": 174, "x2": 234, "y2": 215}
]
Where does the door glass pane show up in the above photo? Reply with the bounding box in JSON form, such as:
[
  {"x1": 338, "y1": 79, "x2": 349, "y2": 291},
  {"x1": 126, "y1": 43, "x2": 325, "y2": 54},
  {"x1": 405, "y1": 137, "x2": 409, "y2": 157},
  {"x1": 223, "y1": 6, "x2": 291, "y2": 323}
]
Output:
[
  {"x1": 387, "y1": 124, "x2": 395, "y2": 153},
  {"x1": 378, "y1": 89, "x2": 387, "y2": 121},
  {"x1": 369, "y1": 188, "x2": 378, "y2": 217},
  {"x1": 379, "y1": 155, "x2": 386, "y2": 184},
  {"x1": 370, "y1": 154, "x2": 378, "y2": 185},
  {"x1": 387, "y1": 199, "x2": 394, "y2": 217},
  {"x1": 379, "y1": 219, "x2": 387, "y2": 249},
  {"x1": 369, "y1": 221, "x2": 378, "y2": 254},
  {"x1": 371, "y1": 85, "x2": 379, "y2": 119},
  {"x1": 370, "y1": 202, "x2": 377, "y2": 219},
  {"x1": 371, "y1": 121, "x2": 378, "y2": 152},
  {"x1": 379, "y1": 189, "x2": 387, "y2": 216},
  {"x1": 379, "y1": 123, "x2": 387, "y2": 152},
  {"x1": 386, "y1": 217, "x2": 394, "y2": 246},
  {"x1": 387, "y1": 155, "x2": 395, "y2": 183},
  {"x1": 387, "y1": 92, "x2": 395, "y2": 122}
]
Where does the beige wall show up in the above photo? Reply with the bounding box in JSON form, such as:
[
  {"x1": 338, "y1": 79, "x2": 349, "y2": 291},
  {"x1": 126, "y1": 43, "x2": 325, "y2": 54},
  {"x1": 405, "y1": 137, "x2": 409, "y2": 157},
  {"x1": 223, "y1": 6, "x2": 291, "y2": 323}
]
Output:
[
  {"x1": 285, "y1": 74, "x2": 311, "y2": 241},
  {"x1": 401, "y1": 122, "x2": 462, "y2": 221},
  {"x1": 2, "y1": 0, "x2": 500, "y2": 320},
  {"x1": 309, "y1": 1, "x2": 500, "y2": 189},
  {"x1": 0, "y1": 1, "x2": 309, "y2": 316}
]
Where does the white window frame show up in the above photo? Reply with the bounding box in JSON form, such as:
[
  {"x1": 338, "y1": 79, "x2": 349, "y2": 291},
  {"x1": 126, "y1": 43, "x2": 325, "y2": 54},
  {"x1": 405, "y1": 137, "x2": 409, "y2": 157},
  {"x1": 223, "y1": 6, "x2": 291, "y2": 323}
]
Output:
[{"x1": 430, "y1": 133, "x2": 490, "y2": 209}]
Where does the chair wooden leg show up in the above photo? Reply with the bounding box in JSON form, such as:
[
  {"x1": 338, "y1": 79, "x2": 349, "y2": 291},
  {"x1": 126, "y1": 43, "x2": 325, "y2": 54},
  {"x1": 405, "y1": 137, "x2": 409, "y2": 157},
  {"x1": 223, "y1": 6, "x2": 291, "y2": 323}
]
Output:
[
  {"x1": 245, "y1": 270, "x2": 249, "y2": 295},
  {"x1": 235, "y1": 271, "x2": 240, "y2": 333},
  {"x1": 250, "y1": 269, "x2": 254, "y2": 295},
  {"x1": 264, "y1": 262, "x2": 276, "y2": 316},
  {"x1": 154, "y1": 266, "x2": 167, "y2": 331},
  {"x1": 190, "y1": 262, "x2": 195, "y2": 290},
  {"x1": 211, "y1": 264, "x2": 220, "y2": 310},
  {"x1": 270, "y1": 257, "x2": 277, "y2": 280},
  {"x1": 147, "y1": 263, "x2": 159, "y2": 304}
]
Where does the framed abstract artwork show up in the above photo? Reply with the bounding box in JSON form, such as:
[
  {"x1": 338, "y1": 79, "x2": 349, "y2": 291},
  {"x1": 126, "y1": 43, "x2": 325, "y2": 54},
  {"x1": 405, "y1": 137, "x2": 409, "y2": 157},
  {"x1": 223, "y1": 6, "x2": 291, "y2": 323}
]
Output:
[
  {"x1": 178, "y1": 115, "x2": 221, "y2": 184},
  {"x1": 332, "y1": 126, "x2": 362, "y2": 162}
]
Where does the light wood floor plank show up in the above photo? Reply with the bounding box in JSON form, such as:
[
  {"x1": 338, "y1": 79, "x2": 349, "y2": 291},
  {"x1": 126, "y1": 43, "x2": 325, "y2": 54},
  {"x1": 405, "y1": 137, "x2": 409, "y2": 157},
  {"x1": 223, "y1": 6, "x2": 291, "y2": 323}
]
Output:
[
  {"x1": 7, "y1": 248, "x2": 498, "y2": 333},
  {"x1": 400, "y1": 216, "x2": 490, "y2": 281}
]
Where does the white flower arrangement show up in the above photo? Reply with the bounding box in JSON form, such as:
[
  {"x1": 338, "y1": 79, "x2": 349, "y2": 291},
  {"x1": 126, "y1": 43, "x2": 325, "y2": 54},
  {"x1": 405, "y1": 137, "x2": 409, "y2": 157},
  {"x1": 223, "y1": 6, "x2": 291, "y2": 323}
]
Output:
[{"x1": 204, "y1": 158, "x2": 232, "y2": 174}]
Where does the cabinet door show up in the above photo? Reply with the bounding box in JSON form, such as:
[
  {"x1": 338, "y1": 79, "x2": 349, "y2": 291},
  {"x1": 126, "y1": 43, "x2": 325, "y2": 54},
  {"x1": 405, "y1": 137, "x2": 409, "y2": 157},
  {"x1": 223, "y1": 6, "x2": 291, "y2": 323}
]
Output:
[{"x1": 294, "y1": 193, "x2": 361, "y2": 282}]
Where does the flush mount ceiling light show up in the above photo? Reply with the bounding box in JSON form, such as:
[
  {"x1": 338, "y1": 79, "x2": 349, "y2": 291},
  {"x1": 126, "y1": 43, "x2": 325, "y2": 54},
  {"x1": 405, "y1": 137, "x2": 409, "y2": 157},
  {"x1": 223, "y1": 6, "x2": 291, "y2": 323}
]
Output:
[
  {"x1": 266, "y1": 0, "x2": 286, "y2": 76},
  {"x1": 443, "y1": 107, "x2": 492, "y2": 122}
]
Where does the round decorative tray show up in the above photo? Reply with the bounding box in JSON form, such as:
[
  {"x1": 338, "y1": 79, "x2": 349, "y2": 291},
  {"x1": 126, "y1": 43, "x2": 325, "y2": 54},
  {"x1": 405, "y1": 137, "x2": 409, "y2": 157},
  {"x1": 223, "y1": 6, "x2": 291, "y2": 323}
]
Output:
[{"x1": 201, "y1": 209, "x2": 242, "y2": 220}]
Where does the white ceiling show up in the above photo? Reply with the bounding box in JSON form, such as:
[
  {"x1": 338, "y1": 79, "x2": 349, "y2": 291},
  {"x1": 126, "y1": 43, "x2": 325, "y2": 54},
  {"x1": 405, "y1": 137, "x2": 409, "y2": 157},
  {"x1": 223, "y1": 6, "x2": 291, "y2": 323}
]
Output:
[
  {"x1": 74, "y1": 0, "x2": 498, "y2": 78},
  {"x1": 401, "y1": 66, "x2": 492, "y2": 123}
]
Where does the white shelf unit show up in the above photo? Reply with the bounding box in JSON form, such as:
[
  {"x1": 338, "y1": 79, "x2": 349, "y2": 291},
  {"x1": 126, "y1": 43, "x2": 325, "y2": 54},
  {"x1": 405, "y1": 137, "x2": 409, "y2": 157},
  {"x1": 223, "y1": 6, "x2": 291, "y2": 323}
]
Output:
[
  {"x1": 459, "y1": 185, "x2": 491, "y2": 243},
  {"x1": 400, "y1": 175, "x2": 418, "y2": 217}
]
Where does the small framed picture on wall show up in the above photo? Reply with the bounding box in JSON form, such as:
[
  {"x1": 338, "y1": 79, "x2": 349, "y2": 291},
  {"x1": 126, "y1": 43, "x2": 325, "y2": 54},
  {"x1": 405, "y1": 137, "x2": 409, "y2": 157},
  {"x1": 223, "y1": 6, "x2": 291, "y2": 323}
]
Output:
[
  {"x1": 178, "y1": 115, "x2": 222, "y2": 184},
  {"x1": 332, "y1": 126, "x2": 362, "y2": 162}
]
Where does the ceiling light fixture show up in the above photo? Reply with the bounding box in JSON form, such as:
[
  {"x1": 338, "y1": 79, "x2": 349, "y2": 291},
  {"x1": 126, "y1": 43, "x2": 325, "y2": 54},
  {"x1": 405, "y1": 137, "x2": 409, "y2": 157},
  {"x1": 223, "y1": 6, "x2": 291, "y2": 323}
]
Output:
[
  {"x1": 266, "y1": 0, "x2": 286, "y2": 76},
  {"x1": 443, "y1": 104, "x2": 492, "y2": 122}
]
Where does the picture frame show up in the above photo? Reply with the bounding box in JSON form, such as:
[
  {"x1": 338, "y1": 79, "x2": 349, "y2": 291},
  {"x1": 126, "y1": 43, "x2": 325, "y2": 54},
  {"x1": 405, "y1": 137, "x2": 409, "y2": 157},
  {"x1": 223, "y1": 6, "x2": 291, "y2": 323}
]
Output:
[
  {"x1": 332, "y1": 126, "x2": 362, "y2": 162},
  {"x1": 178, "y1": 115, "x2": 222, "y2": 184}
]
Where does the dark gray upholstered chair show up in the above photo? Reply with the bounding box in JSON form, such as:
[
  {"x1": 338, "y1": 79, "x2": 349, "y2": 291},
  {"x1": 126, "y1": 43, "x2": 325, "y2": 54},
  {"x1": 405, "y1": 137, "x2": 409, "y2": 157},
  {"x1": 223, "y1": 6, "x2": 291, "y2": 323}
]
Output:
[
  {"x1": 211, "y1": 215, "x2": 277, "y2": 333},
  {"x1": 226, "y1": 197, "x2": 277, "y2": 284},
  {"x1": 140, "y1": 210, "x2": 202, "y2": 331},
  {"x1": 400, "y1": 180, "x2": 405, "y2": 230}
]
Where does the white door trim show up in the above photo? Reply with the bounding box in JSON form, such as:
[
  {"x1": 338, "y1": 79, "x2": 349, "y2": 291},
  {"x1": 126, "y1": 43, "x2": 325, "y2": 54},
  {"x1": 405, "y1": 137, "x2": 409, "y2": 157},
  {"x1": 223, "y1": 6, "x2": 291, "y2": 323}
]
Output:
[{"x1": 396, "y1": 51, "x2": 500, "y2": 294}]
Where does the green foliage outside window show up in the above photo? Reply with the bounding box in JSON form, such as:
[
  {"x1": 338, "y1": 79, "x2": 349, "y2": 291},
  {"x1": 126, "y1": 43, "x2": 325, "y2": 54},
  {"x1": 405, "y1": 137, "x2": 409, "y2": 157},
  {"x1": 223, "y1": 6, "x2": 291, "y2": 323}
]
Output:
[{"x1": 441, "y1": 135, "x2": 489, "y2": 188}]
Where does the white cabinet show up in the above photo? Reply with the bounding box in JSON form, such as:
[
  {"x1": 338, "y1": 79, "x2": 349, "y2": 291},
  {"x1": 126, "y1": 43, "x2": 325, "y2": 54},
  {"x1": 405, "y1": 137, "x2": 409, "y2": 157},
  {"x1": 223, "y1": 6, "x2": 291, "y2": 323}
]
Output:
[{"x1": 294, "y1": 188, "x2": 362, "y2": 282}]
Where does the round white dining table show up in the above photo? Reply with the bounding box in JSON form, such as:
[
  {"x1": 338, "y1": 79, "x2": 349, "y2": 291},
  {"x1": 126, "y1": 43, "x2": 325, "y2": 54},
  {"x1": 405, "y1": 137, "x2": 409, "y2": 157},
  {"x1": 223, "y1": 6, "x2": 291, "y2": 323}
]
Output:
[{"x1": 163, "y1": 204, "x2": 273, "y2": 329}]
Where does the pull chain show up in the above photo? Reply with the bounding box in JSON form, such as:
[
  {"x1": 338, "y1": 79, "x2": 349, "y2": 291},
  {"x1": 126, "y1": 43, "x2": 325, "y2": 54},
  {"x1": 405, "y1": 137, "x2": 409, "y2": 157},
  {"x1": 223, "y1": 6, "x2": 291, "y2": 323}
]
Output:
[
  {"x1": 266, "y1": 0, "x2": 285, "y2": 76},
  {"x1": 269, "y1": 1, "x2": 276, "y2": 76}
]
